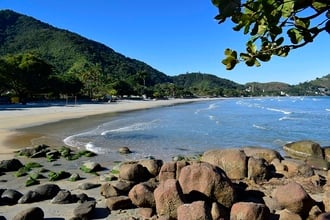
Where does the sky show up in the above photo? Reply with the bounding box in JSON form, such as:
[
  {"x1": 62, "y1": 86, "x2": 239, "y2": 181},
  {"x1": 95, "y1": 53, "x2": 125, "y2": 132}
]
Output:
[{"x1": 1, "y1": 0, "x2": 329, "y2": 85}]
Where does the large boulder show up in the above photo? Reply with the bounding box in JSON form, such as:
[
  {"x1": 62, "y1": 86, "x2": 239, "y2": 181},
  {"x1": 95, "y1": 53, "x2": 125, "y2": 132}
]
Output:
[
  {"x1": 128, "y1": 181, "x2": 157, "y2": 208},
  {"x1": 1, "y1": 189, "x2": 23, "y2": 205},
  {"x1": 202, "y1": 149, "x2": 247, "y2": 180},
  {"x1": 154, "y1": 179, "x2": 184, "y2": 219},
  {"x1": 273, "y1": 182, "x2": 315, "y2": 217},
  {"x1": 106, "y1": 196, "x2": 133, "y2": 210},
  {"x1": 158, "y1": 161, "x2": 188, "y2": 182},
  {"x1": 138, "y1": 159, "x2": 163, "y2": 177},
  {"x1": 177, "y1": 201, "x2": 212, "y2": 220},
  {"x1": 119, "y1": 161, "x2": 151, "y2": 182},
  {"x1": 281, "y1": 158, "x2": 314, "y2": 177},
  {"x1": 73, "y1": 200, "x2": 96, "y2": 219},
  {"x1": 283, "y1": 140, "x2": 323, "y2": 159},
  {"x1": 34, "y1": 184, "x2": 61, "y2": 200},
  {"x1": 178, "y1": 162, "x2": 236, "y2": 208},
  {"x1": 243, "y1": 146, "x2": 283, "y2": 163},
  {"x1": 247, "y1": 157, "x2": 271, "y2": 182},
  {"x1": 230, "y1": 202, "x2": 270, "y2": 220}
]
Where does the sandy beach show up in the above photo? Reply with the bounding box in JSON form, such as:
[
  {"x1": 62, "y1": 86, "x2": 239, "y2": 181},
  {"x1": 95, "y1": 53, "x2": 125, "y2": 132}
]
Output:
[{"x1": 0, "y1": 98, "x2": 213, "y2": 156}]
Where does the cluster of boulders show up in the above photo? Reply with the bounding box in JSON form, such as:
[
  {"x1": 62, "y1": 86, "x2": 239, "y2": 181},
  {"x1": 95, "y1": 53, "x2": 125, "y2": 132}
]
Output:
[{"x1": 1, "y1": 140, "x2": 330, "y2": 219}]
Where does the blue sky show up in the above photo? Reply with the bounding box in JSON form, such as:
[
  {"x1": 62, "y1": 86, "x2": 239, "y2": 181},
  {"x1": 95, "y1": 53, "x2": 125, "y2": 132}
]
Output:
[{"x1": 2, "y1": 0, "x2": 329, "y2": 85}]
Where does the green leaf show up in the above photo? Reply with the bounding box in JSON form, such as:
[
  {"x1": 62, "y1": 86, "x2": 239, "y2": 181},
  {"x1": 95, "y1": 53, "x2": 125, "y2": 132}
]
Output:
[
  {"x1": 257, "y1": 53, "x2": 272, "y2": 62},
  {"x1": 275, "y1": 46, "x2": 290, "y2": 57},
  {"x1": 281, "y1": 1, "x2": 294, "y2": 17},
  {"x1": 312, "y1": 1, "x2": 328, "y2": 11},
  {"x1": 295, "y1": 18, "x2": 310, "y2": 29},
  {"x1": 287, "y1": 28, "x2": 304, "y2": 44},
  {"x1": 222, "y1": 56, "x2": 238, "y2": 70},
  {"x1": 275, "y1": 37, "x2": 284, "y2": 46},
  {"x1": 240, "y1": 53, "x2": 252, "y2": 61},
  {"x1": 246, "y1": 41, "x2": 257, "y2": 54}
]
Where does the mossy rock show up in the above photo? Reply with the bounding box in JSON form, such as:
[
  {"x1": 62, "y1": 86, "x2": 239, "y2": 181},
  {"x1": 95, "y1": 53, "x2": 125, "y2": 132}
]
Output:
[
  {"x1": 25, "y1": 162, "x2": 42, "y2": 169},
  {"x1": 68, "y1": 173, "x2": 81, "y2": 182},
  {"x1": 283, "y1": 140, "x2": 324, "y2": 159},
  {"x1": 78, "y1": 150, "x2": 97, "y2": 157},
  {"x1": 15, "y1": 166, "x2": 31, "y2": 177},
  {"x1": 25, "y1": 177, "x2": 40, "y2": 187},
  {"x1": 48, "y1": 170, "x2": 70, "y2": 181}
]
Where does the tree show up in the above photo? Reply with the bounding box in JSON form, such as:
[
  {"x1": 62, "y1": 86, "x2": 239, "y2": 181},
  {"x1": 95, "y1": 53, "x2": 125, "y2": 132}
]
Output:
[
  {"x1": 212, "y1": 0, "x2": 330, "y2": 70},
  {"x1": 0, "y1": 53, "x2": 53, "y2": 102}
]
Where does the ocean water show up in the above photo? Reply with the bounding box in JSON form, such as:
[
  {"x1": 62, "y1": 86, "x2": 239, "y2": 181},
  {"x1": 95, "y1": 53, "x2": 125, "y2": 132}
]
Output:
[{"x1": 64, "y1": 96, "x2": 330, "y2": 161}]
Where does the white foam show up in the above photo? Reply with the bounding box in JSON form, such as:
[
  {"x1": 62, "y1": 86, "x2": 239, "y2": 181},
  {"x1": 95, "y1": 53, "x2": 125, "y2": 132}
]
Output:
[
  {"x1": 101, "y1": 119, "x2": 159, "y2": 135},
  {"x1": 253, "y1": 124, "x2": 267, "y2": 130},
  {"x1": 266, "y1": 107, "x2": 291, "y2": 115}
]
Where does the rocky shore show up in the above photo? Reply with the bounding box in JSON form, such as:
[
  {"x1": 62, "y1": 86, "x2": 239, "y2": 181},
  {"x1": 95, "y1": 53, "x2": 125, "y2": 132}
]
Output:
[{"x1": 0, "y1": 140, "x2": 330, "y2": 219}]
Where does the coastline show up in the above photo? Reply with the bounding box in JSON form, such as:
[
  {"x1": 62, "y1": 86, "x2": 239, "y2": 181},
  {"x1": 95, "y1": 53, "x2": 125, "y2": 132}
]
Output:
[{"x1": 0, "y1": 98, "x2": 215, "y2": 158}]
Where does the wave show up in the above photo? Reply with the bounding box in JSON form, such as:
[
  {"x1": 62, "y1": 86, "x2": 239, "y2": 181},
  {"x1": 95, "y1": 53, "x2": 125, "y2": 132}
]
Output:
[
  {"x1": 253, "y1": 124, "x2": 267, "y2": 130},
  {"x1": 266, "y1": 107, "x2": 291, "y2": 115},
  {"x1": 326, "y1": 109, "x2": 330, "y2": 112},
  {"x1": 195, "y1": 103, "x2": 218, "y2": 114},
  {"x1": 279, "y1": 116, "x2": 300, "y2": 121},
  {"x1": 101, "y1": 119, "x2": 159, "y2": 135}
]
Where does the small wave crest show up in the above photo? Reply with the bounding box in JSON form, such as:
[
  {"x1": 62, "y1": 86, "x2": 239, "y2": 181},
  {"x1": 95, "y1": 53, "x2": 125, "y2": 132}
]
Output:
[
  {"x1": 253, "y1": 124, "x2": 267, "y2": 130},
  {"x1": 326, "y1": 108, "x2": 330, "y2": 112},
  {"x1": 101, "y1": 119, "x2": 159, "y2": 136},
  {"x1": 195, "y1": 103, "x2": 218, "y2": 114},
  {"x1": 266, "y1": 107, "x2": 291, "y2": 115}
]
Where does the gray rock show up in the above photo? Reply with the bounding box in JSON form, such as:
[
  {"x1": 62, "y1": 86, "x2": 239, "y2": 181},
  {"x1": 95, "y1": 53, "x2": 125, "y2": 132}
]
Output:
[
  {"x1": 78, "y1": 182, "x2": 101, "y2": 190},
  {"x1": 73, "y1": 200, "x2": 96, "y2": 219},
  {"x1": 51, "y1": 190, "x2": 73, "y2": 204},
  {"x1": 106, "y1": 196, "x2": 133, "y2": 210},
  {"x1": 18, "y1": 190, "x2": 41, "y2": 204},
  {"x1": 34, "y1": 183, "x2": 61, "y2": 200},
  {"x1": 12, "y1": 207, "x2": 44, "y2": 220},
  {"x1": 118, "y1": 146, "x2": 132, "y2": 154},
  {"x1": 81, "y1": 161, "x2": 102, "y2": 172},
  {"x1": 1, "y1": 189, "x2": 23, "y2": 205},
  {"x1": 0, "y1": 159, "x2": 24, "y2": 172}
]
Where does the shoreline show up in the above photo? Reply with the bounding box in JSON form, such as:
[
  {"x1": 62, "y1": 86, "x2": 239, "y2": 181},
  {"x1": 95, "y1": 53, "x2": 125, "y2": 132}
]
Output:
[{"x1": 0, "y1": 98, "x2": 216, "y2": 158}]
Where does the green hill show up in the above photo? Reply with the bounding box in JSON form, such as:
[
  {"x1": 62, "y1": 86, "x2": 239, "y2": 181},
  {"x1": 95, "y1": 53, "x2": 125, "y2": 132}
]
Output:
[{"x1": 0, "y1": 9, "x2": 171, "y2": 86}]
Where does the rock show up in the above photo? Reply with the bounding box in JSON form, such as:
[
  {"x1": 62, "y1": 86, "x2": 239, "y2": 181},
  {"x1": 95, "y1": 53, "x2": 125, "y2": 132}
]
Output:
[
  {"x1": 306, "y1": 156, "x2": 329, "y2": 170},
  {"x1": 68, "y1": 173, "x2": 81, "y2": 182},
  {"x1": 80, "y1": 161, "x2": 102, "y2": 173},
  {"x1": 100, "y1": 173, "x2": 117, "y2": 182},
  {"x1": 178, "y1": 162, "x2": 236, "y2": 208},
  {"x1": 243, "y1": 146, "x2": 283, "y2": 163},
  {"x1": 119, "y1": 161, "x2": 151, "y2": 182},
  {"x1": 202, "y1": 149, "x2": 247, "y2": 180},
  {"x1": 105, "y1": 196, "x2": 133, "y2": 210},
  {"x1": 281, "y1": 158, "x2": 314, "y2": 177},
  {"x1": 100, "y1": 183, "x2": 120, "y2": 198},
  {"x1": 0, "y1": 158, "x2": 24, "y2": 172},
  {"x1": 210, "y1": 202, "x2": 230, "y2": 220},
  {"x1": 16, "y1": 144, "x2": 49, "y2": 157},
  {"x1": 18, "y1": 190, "x2": 41, "y2": 204},
  {"x1": 278, "y1": 209, "x2": 302, "y2": 220},
  {"x1": 283, "y1": 140, "x2": 323, "y2": 159},
  {"x1": 247, "y1": 157, "x2": 271, "y2": 182},
  {"x1": 230, "y1": 202, "x2": 270, "y2": 220},
  {"x1": 12, "y1": 207, "x2": 44, "y2": 220},
  {"x1": 118, "y1": 146, "x2": 132, "y2": 154},
  {"x1": 51, "y1": 190, "x2": 74, "y2": 204},
  {"x1": 128, "y1": 181, "x2": 157, "y2": 208},
  {"x1": 316, "y1": 212, "x2": 330, "y2": 220},
  {"x1": 154, "y1": 179, "x2": 184, "y2": 219},
  {"x1": 34, "y1": 183, "x2": 61, "y2": 200},
  {"x1": 324, "y1": 147, "x2": 330, "y2": 162},
  {"x1": 273, "y1": 182, "x2": 315, "y2": 217},
  {"x1": 138, "y1": 207, "x2": 154, "y2": 219},
  {"x1": 308, "y1": 205, "x2": 323, "y2": 220},
  {"x1": 75, "y1": 193, "x2": 89, "y2": 203},
  {"x1": 78, "y1": 182, "x2": 101, "y2": 190},
  {"x1": 111, "y1": 180, "x2": 134, "y2": 194},
  {"x1": 1, "y1": 189, "x2": 23, "y2": 205},
  {"x1": 263, "y1": 196, "x2": 282, "y2": 214},
  {"x1": 323, "y1": 188, "x2": 330, "y2": 212},
  {"x1": 73, "y1": 200, "x2": 96, "y2": 219},
  {"x1": 138, "y1": 159, "x2": 163, "y2": 177},
  {"x1": 158, "y1": 161, "x2": 188, "y2": 182},
  {"x1": 177, "y1": 201, "x2": 212, "y2": 220}
]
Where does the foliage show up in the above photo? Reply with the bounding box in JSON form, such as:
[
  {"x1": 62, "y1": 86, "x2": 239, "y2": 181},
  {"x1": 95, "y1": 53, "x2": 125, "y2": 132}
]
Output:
[{"x1": 212, "y1": 0, "x2": 330, "y2": 69}]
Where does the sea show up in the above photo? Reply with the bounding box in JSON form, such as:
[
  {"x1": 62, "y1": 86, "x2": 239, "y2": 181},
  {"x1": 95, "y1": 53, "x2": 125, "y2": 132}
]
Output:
[{"x1": 64, "y1": 96, "x2": 330, "y2": 161}]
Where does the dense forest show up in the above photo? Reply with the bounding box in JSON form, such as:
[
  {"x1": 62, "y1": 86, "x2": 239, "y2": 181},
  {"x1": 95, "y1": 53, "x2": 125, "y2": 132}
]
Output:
[{"x1": 0, "y1": 10, "x2": 329, "y2": 104}]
